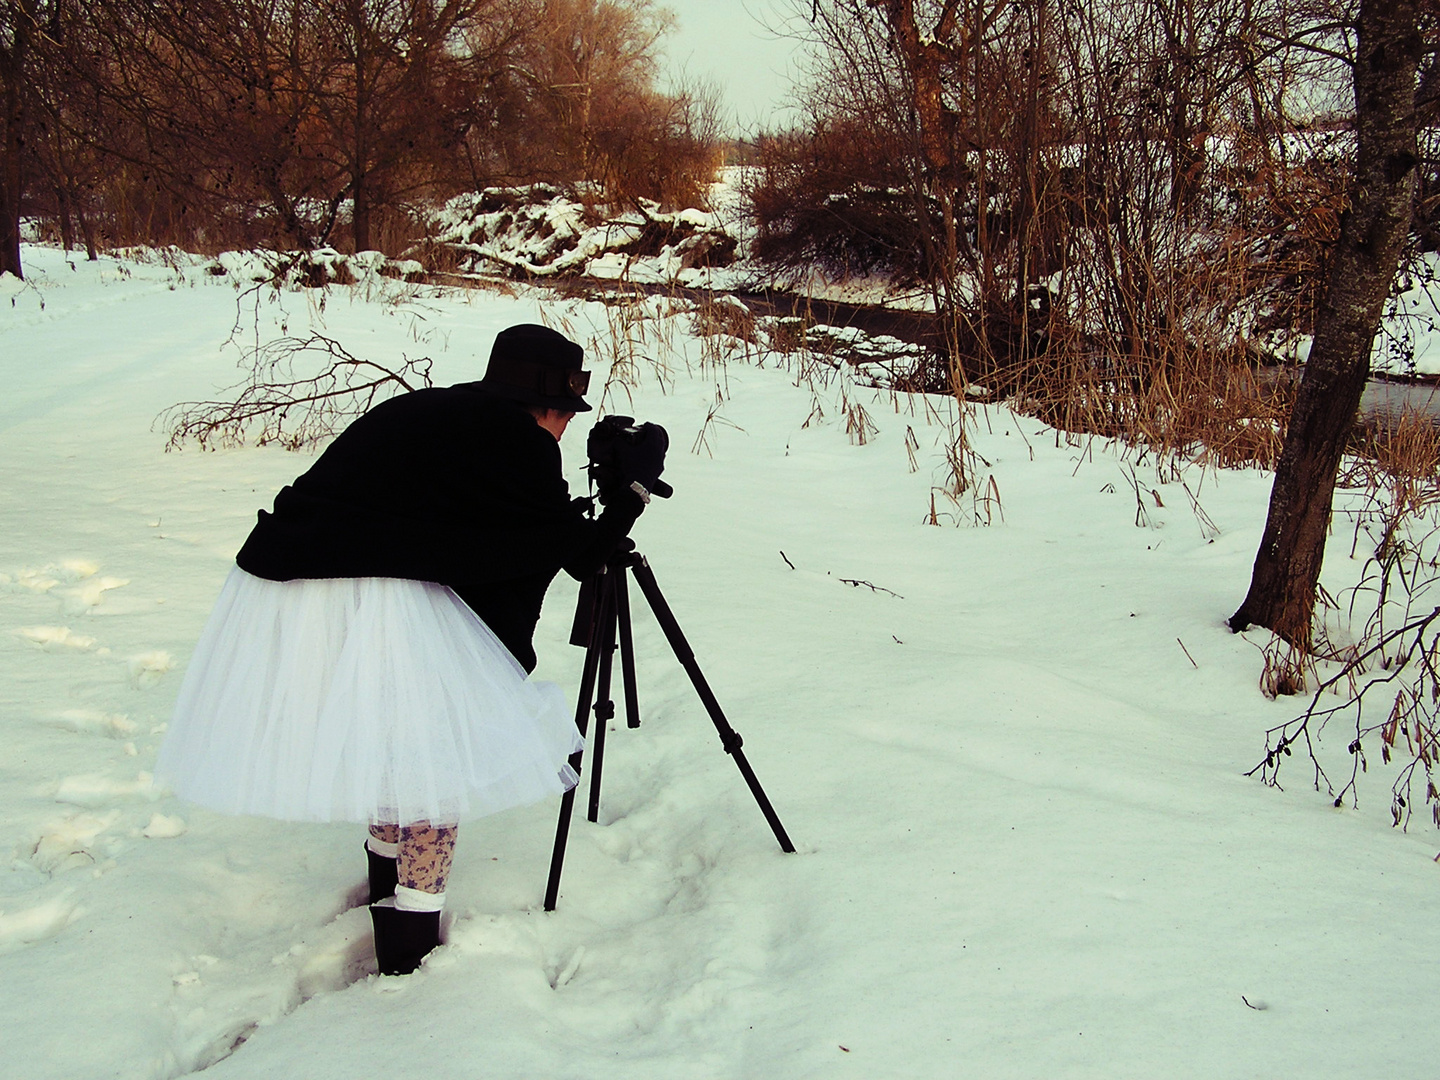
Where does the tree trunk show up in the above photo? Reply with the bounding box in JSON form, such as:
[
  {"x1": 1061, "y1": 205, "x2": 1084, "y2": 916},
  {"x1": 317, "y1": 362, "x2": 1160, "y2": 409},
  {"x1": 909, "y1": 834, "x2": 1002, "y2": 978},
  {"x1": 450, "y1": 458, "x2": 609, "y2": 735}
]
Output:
[
  {"x1": 56, "y1": 181, "x2": 75, "y2": 252},
  {"x1": 77, "y1": 202, "x2": 96, "y2": 260},
  {"x1": 351, "y1": 171, "x2": 371, "y2": 252},
  {"x1": 1230, "y1": 0, "x2": 1422, "y2": 652},
  {"x1": 0, "y1": 172, "x2": 20, "y2": 278},
  {"x1": 349, "y1": 0, "x2": 372, "y2": 254},
  {"x1": 0, "y1": 8, "x2": 29, "y2": 280},
  {"x1": 873, "y1": 0, "x2": 970, "y2": 184}
]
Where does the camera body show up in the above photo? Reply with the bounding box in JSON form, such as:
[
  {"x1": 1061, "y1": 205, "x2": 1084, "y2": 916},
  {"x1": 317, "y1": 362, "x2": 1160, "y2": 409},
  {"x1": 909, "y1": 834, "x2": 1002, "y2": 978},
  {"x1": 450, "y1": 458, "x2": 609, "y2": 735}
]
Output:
[
  {"x1": 586, "y1": 414, "x2": 646, "y2": 465},
  {"x1": 587, "y1": 415, "x2": 672, "y2": 499}
]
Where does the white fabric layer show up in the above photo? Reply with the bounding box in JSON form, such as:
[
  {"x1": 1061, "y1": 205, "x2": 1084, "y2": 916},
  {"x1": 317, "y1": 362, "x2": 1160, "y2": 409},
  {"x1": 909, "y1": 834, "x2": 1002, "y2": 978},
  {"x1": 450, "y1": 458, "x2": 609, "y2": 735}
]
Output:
[
  {"x1": 156, "y1": 567, "x2": 581, "y2": 825},
  {"x1": 366, "y1": 837, "x2": 399, "y2": 859},
  {"x1": 394, "y1": 886, "x2": 446, "y2": 912}
]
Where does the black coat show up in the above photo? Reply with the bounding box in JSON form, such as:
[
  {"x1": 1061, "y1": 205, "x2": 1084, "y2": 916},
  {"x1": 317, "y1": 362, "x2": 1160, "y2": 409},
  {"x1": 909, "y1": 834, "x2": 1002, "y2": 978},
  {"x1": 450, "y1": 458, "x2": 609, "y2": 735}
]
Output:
[{"x1": 235, "y1": 384, "x2": 641, "y2": 672}]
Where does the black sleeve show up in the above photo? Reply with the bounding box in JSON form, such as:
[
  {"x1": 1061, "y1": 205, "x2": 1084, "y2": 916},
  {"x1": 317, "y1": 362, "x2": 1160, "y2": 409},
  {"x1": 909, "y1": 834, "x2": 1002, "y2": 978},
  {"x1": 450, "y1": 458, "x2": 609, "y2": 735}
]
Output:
[
  {"x1": 452, "y1": 420, "x2": 642, "y2": 583},
  {"x1": 562, "y1": 486, "x2": 646, "y2": 580}
]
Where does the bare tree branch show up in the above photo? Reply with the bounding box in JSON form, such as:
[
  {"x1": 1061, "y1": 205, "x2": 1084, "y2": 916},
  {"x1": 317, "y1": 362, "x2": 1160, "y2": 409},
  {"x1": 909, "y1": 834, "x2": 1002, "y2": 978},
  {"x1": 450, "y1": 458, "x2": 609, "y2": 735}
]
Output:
[{"x1": 159, "y1": 334, "x2": 433, "y2": 451}]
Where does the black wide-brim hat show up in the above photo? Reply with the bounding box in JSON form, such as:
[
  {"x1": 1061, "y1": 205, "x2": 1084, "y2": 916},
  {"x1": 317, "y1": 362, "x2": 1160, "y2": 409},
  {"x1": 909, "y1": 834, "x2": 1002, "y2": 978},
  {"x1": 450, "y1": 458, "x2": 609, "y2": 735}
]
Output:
[{"x1": 476, "y1": 323, "x2": 593, "y2": 412}]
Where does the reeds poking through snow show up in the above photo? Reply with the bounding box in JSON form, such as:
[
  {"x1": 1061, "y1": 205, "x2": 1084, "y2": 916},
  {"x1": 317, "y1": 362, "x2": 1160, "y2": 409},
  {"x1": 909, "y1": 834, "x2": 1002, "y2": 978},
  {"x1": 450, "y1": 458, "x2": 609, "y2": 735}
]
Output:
[
  {"x1": 690, "y1": 384, "x2": 744, "y2": 458},
  {"x1": 570, "y1": 284, "x2": 1010, "y2": 524}
]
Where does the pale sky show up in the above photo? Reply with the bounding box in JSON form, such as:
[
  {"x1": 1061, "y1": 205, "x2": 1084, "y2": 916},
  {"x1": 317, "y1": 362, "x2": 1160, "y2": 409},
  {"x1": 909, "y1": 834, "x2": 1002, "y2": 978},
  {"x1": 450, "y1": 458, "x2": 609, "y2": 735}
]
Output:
[{"x1": 657, "y1": 0, "x2": 804, "y2": 133}]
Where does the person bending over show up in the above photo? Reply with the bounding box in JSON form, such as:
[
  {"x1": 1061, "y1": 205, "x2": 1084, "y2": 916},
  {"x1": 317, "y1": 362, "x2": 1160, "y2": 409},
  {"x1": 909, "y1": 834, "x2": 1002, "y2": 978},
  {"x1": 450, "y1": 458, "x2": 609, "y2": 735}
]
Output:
[{"x1": 157, "y1": 323, "x2": 668, "y2": 974}]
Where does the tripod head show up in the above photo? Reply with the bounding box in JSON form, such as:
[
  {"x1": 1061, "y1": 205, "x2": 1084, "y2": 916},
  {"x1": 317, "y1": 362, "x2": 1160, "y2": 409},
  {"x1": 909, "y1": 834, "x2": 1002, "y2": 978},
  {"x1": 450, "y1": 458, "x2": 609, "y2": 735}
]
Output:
[{"x1": 568, "y1": 539, "x2": 638, "y2": 648}]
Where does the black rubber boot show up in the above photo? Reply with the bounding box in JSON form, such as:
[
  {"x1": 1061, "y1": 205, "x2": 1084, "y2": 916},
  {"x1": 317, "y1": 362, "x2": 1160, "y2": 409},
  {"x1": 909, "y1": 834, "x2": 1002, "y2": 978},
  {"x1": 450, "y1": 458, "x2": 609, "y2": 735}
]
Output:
[
  {"x1": 370, "y1": 903, "x2": 441, "y2": 976},
  {"x1": 365, "y1": 843, "x2": 399, "y2": 904}
]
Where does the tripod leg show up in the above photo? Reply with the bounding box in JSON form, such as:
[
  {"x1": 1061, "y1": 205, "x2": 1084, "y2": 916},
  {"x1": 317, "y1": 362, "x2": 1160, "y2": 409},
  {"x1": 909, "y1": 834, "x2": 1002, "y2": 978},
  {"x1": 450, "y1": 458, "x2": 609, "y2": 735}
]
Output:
[
  {"x1": 544, "y1": 569, "x2": 613, "y2": 912},
  {"x1": 586, "y1": 601, "x2": 619, "y2": 823},
  {"x1": 628, "y1": 556, "x2": 797, "y2": 854},
  {"x1": 614, "y1": 564, "x2": 642, "y2": 729}
]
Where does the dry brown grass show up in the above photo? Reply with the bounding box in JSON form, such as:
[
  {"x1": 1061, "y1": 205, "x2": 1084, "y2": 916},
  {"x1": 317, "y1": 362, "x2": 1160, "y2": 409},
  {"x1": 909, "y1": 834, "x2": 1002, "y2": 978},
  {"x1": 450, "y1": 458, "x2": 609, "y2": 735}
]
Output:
[{"x1": 1342, "y1": 407, "x2": 1440, "y2": 523}]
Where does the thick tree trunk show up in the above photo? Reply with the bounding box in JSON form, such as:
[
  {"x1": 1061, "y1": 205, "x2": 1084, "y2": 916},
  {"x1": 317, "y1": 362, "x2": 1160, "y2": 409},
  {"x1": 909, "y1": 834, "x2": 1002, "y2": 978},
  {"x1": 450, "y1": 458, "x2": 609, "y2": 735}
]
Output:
[
  {"x1": 0, "y1": 14, "x2": 28, "y2": 280},
  {"x1": 1230, "y1": 0, "x2": 1422, "y2": 651},
  {"x1": 349, "y1": 3, "x2": 372, "y2": 255},
  {"x1": 0, "y1": 173, "x2": 20, "y2": 278},
  {"x1": 873, "y1": 0, "x2": 970, "y2": 184}
]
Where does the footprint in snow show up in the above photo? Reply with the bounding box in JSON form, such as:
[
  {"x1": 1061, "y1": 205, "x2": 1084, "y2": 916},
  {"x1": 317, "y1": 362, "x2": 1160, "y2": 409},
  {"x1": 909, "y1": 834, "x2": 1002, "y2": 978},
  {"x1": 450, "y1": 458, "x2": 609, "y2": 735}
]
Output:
[
  {"x1": 49, "y1": 708, "x2": 138, "y2": 739},
  {"x1": 1, "y1": 559, "x2": 101, "y2": 595},
  {"x1": 141, "y1": 813, "x2": 187, "y2": 840},
  {"x1": 55, "y1": 771, "x2": 160, "y2": 808},
  {"x1": 0, "y1": 892, "x2": 83, "y2": 955},
  {"x1": 128, "y1": 650, "x2": 174, "y2": 688},
  {"x1": 18, "y1": 625, "x2": 98, "y2": 652},
  {"x1": 293, "y1": 907, "x2": 378, "y2": 998},
  {"x1": 29, "y1": 810, "x2": 122, "y2": 874},
  {"x1": 4, "y1": 560, "x2": 131, "y2": 616},
  {"x1": 27, "y1": 810, "x2": 184, "y2": 879},
  {"x1": 54, "y1": 575, "x2": 131, "y2": 615},
  {"x1": 165, "y1": 907, "x2": 376, "y2": 1076}
]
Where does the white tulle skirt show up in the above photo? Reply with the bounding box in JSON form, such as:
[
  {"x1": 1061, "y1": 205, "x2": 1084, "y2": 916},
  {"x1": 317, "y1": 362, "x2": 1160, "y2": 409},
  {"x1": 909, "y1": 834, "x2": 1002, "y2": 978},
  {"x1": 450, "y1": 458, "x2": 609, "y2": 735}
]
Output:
[{"x1": 156, "y1": 567, "x2": 582, "y2": 825}]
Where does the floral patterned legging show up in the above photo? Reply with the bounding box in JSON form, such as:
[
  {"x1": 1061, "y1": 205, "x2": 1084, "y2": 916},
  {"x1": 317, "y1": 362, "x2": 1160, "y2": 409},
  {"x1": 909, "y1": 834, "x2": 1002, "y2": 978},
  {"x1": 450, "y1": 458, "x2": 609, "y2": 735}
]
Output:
[{"x1": 368, "y1": 822, "x2": 457, "y2": 894}]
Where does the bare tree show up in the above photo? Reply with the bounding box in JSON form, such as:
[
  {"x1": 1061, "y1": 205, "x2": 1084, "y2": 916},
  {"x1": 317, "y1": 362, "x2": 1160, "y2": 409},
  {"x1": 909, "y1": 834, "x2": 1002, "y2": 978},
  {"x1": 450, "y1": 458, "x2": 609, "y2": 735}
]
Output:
[
  {"x1": 485, "y1": 0, "x2": 720, "y2": 206},
  {"x1": 527, "y1": 0, "x2": 672, "y2": 179},
  {"x1": 0, "y1": 0, "x2": 46, "y2": 277},
  {"x1": 761, "y1": 0, "x2": 1395, "y2": 478},
  {"x1": 306, "y1": 0, "x2": 516, "y2": 252},
  {"x1": 10, "y1": 0, "x2": 715, "y2": 257},
  {"x1": 75, "y1": 0, "x2": 345, "y2": 249},
  {"x1": 1230, "y1": 0, "x2": 1424, "y2": 652}
]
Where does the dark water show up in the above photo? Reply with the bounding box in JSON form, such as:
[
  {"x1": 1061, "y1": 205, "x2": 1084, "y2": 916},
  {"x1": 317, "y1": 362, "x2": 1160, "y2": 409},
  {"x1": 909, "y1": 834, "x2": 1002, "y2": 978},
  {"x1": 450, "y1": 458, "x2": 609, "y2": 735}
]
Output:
[
  {"x1": 1360, "y1": 377, "x2": 1440, "y2": 427},
  {"x1": 729, "y1": 288, "x2": 945, "y2": 349}
]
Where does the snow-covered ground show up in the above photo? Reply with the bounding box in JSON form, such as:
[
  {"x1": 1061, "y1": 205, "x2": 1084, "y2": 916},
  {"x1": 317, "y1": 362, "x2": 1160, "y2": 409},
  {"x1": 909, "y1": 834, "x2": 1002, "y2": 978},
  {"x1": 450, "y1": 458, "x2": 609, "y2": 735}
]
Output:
[{"x1": 4, "y1": 244, "x2": 1439, "y2": 1080}]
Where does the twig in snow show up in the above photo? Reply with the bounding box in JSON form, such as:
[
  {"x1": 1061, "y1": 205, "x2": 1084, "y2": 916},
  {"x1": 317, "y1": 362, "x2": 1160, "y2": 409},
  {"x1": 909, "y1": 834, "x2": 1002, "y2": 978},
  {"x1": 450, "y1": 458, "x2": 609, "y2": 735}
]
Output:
[
  {"x1": 1122, "y1": 463, "x2": 1162, "y2": 528},
  {"x1": 1182, "y1": 479, "x2": 1221, "y2": 541},
  {"x1": 839, "y1": 577, "x2": 904, "y2": 599},
  {"x1": 1177, "y1": 638, "x2": 1199, "y2": 668}
]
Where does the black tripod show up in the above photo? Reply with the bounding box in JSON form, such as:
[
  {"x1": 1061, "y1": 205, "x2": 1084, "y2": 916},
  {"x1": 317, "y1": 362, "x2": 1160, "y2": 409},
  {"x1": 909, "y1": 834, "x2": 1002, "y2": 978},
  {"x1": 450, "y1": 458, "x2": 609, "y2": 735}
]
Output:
[{"x1": 543, "y1": 539, "x2": 795, "y2": 910}]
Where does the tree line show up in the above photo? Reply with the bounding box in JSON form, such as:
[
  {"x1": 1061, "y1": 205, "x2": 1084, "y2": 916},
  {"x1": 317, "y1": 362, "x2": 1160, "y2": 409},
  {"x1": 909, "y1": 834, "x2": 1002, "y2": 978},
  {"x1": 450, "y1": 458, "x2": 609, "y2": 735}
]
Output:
[{"x1": 0, "y1": 0, "x2": 722, "y2": 276}]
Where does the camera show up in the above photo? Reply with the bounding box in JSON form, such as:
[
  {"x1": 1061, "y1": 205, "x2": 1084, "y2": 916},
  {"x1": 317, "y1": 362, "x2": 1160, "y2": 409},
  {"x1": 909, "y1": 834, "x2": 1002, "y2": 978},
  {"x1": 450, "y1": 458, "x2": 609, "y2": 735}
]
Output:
[{"x1": 587, "y1": 415, "x2": 672, "y2": 499}]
